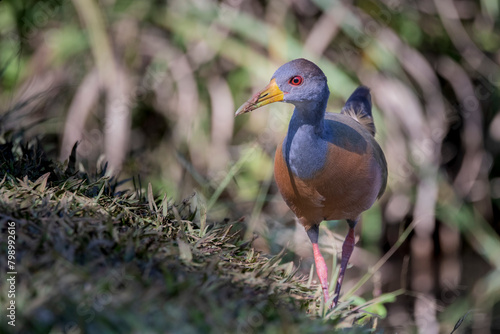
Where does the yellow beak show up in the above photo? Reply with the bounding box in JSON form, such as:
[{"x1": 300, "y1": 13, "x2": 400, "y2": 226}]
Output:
[{"x1": 235, "y1": 79, "x2": 285, "y2": 116}]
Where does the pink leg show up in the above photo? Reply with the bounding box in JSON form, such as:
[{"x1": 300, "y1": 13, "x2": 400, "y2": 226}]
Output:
[
  {"x1": 312, "y1": 242, "x2": 329, "y2": 302},
  {"x1": 307, "y1": 225, "x2": 329, "y2": 303},
  {"x1": 332, "y1": 226, "x2": 356, "y2": 308}
]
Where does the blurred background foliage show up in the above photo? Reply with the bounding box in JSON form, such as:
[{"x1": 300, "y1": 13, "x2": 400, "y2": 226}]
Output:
[{"x1": 1, "y1": 0, "x2": 500, "y2": 332}]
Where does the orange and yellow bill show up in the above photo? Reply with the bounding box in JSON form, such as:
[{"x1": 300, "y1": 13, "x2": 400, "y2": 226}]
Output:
[{"x1": 235, "y1": 79, "x2": 285, "y2": 116}]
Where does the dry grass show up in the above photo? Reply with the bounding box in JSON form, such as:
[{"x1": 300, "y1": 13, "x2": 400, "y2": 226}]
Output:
[
  {"x1": 2, "y1": 0, "x2": 500, "y2": 331},
  {"x1": 0, "y1": 134, "x2": 397, "y2": 333}
]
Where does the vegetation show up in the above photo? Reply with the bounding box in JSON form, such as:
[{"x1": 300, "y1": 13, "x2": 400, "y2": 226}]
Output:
[
  {"x1": 1, "y1": 0, "x2": 500, "y2": 332},
  {"x1": 0, "y1": 135, "x2": 396, "y2": 333}
]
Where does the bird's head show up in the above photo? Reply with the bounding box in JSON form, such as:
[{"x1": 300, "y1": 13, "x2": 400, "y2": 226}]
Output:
[{"x1": 235, "y1": 58, "x2": 330, "y2": 116}]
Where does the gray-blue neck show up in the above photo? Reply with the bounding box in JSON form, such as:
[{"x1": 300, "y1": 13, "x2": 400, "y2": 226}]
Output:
[
  {"x1": 289, "y1": 98, "x2": 328, "y2": 134},
  {"x1": 283, "y1": 99, "x2": 329, "y2": 179}
]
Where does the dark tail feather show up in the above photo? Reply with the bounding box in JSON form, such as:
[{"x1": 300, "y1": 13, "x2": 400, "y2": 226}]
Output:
[{"x1": 341, "y1": 86, "x2": 375, "y2": 136}]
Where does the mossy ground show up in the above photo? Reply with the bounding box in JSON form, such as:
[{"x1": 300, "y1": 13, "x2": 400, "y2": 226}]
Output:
[{"x1": 0, "y1": 136, "x2": 380, "y2": 333}]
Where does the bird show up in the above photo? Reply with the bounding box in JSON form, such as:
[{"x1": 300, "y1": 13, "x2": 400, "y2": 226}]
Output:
[{"x1": 235, "y1": 58, "x2": 387, "y2": 308}]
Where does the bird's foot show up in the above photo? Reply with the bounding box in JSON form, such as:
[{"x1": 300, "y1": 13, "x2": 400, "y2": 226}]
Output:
[
  {"x1": 330, "y1": 226, "x2": 356, "y2": 309},
  {"x1": 331, "y1": 293, "x2": 339, "y2": 309},
  {"x1": 321, "y1": 286, "x2": 329, "y2": 305}
]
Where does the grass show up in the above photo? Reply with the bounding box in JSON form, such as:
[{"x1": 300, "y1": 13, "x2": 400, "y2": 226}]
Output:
[
  {"x1": 1, "y1": 0, "x2": 499, "y2": 331},
  {"x1": 0, "y1": 133, "x2": 397, "y2": 333}
]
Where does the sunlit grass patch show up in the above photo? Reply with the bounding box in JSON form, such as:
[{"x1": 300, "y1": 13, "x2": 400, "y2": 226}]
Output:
[
  {"x1": 0, "y1": 135, "x2": 395, "y2": 333},
  {"x1": 0, "y1": 39, "x2": 416, "y2": 329}
]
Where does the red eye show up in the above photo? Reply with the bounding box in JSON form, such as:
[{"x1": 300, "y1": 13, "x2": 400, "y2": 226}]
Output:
[{"x1": 289, "y1": 76, "x2": 303, "y2": 86}]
